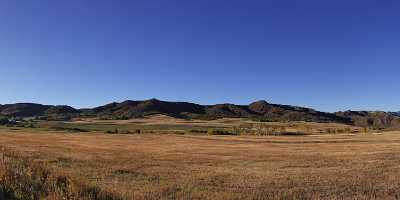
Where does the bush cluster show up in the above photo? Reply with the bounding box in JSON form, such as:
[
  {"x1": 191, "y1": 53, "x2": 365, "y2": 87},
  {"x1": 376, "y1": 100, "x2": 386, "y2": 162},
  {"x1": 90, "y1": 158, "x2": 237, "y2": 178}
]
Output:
[{"x1": 0, "y1": 116, "x2": 10, "y2": 125}]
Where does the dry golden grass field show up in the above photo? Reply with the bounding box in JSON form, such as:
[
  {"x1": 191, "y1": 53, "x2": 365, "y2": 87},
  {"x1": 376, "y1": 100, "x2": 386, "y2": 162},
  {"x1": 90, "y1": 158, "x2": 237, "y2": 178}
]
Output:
[{"x1": 1, "y1": 118, "x2": 400, "y2": 199}]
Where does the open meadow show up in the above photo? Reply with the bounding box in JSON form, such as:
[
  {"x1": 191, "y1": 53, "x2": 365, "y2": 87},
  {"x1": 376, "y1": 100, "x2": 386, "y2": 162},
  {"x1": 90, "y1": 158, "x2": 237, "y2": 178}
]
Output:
[{"x1": 1, "y1": 117, "x2": 400, "y2": 199}]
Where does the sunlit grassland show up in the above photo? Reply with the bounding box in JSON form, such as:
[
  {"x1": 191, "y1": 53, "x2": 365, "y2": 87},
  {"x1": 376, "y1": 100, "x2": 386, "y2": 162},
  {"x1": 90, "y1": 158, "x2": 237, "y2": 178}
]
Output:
[{"x1": 1, "y1": 125, "x2": 400, "y2": 199}]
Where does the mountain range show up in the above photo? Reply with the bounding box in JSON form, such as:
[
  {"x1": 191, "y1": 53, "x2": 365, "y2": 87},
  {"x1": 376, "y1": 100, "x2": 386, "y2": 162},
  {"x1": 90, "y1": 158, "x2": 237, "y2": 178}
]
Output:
[
  {"x1": 1, "y1": 99, "x2": 399, "y2": 128},
  {"x1": 392, "y1": 112, "x2": 400, "y2": 117}
]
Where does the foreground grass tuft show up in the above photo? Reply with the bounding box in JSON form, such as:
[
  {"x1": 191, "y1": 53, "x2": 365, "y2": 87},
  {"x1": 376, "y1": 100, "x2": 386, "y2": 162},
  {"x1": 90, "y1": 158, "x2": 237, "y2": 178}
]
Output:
[{"x1": 0, "y1": 149, "x2": 121, "y2": 200}]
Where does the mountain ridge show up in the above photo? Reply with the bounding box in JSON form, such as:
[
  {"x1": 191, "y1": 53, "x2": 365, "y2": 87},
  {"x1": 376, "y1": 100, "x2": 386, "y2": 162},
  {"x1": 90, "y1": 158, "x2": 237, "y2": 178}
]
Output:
[
  {"x1": 1, "y1": 99, "x2": 399, "y2": 128},
  {"x1": 335, "y1": 110, "x2": 400, "y2": 129}
]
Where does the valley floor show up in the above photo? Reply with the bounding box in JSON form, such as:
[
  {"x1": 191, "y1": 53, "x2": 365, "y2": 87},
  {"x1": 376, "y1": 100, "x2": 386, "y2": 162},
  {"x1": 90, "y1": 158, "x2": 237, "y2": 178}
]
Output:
[{"x1": 1, "y1": 128, "x2": 400, "y2": 199}]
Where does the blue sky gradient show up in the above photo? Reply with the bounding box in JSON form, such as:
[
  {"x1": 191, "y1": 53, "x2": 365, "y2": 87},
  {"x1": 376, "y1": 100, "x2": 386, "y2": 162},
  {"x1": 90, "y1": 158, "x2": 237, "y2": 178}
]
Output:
[{"x1": 0, "y1": 0, "x2": 399, "y2": 112}]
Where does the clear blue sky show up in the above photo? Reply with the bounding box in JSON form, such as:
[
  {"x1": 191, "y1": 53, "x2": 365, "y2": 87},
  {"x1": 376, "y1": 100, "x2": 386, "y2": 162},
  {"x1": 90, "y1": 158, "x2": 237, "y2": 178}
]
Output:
[{"x1": 0, "y1": 0, "x2": 399, "y2": 112}]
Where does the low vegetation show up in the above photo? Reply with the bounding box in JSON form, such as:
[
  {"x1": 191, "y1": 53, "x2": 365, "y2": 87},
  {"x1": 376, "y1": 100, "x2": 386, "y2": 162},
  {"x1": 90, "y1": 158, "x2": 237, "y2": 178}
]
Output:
[
  {"x1": 2, "y1": 129, "x2": 400, "y2": 199},
  {"x1": 0, "y1": 116, "x2": 398, "y2": 199},
  {"x1": 0, "y1": 116, "x2": 9, "y2": 125},
  {"x1": 2, "y1": 100, "x2": 400, "y2": 131},
  {"x1": 0, "y1": 148, "x2": 121, "y2": 200},
  {"x1": 29, "y1": 116, "x2": 372, "y2": 137}
]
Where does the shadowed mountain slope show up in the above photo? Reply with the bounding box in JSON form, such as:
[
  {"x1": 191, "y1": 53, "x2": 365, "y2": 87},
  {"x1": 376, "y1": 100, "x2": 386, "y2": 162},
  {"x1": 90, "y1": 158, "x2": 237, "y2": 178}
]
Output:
[
  {"x1": 248, "y1": 100, "x2": 351, "y2": 123},
  {"x1": 82, "y1": 99, "x2": 352, "y2": 124},
  {"x1": 1, "y1": 100, "x2": 399, "y2": 128},
  {"x1": 81, "y1": 99, "x2": 205, "y2": 119},
  {"x1": 335, "y1": 111, "x2": 400, "y2": 129},
  {"x1": 0, "y1": 103, "x2": 52, "y2": 117},
  {"x1": 0, "y1": 103, "x2": 79, "y2": 118},
  {"x1": 45, "y1": 105, "x2": 80, "y2": 115}
]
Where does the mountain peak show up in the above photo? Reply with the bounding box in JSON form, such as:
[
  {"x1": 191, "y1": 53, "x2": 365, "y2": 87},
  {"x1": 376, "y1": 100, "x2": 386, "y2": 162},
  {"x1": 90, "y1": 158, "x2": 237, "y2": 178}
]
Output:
[
  {"x1": 146, "y1": 98, "x2": 161, "y2": 102},
  {"x1": 250, "y1": 100, "x2": 269, "y2": 105}
]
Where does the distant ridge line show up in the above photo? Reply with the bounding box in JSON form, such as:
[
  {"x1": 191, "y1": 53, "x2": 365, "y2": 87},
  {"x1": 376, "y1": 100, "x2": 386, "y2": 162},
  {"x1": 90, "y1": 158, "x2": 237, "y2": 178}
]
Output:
[{"x1": 1, "y1": 99, "x2": 399, "y2": 128}]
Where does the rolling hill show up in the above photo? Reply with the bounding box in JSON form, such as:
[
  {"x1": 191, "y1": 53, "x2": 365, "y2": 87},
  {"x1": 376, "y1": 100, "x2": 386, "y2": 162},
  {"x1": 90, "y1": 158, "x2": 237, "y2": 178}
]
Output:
[
  {"x1": 81, "y1": 99, "x2": 352, "y2": 124},
  {"x1": 0, "y1": 103, "x2": 52, "y2": 117},
  {"x1": 80, "y1": 99, "x2": 205, "y2": 119},
  {"x1": 1, "y1": 99, "x2": 399, "y2": 128},
  {"x1": 0, "y1": 103, "x2": 79, "y2": 120},
  {"x1": 335, "y1": 111, "x2": 400, "y2": 129}
]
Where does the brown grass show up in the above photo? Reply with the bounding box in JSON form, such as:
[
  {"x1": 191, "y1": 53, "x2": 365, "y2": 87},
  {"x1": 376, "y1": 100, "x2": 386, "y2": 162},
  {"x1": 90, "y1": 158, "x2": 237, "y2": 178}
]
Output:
[
  {"x1": 1, "y1": 127, "x2": 400, "y2": 199},
  {"x1": 0, "y1": 147, "x2": 122, "y2": 200},
  {"x1": 49, "y1": 115, "x2": 364, "y2": 136}
]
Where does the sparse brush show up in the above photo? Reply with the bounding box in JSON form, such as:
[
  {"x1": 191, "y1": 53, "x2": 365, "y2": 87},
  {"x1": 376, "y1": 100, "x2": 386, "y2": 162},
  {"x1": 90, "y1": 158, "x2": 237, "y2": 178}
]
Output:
[
  {"x1": 0, "y1": 148, "x2": 122, "y2": 200},
  {"x1": 207, "y1": 128, "x2": 238, "y2": 136}
]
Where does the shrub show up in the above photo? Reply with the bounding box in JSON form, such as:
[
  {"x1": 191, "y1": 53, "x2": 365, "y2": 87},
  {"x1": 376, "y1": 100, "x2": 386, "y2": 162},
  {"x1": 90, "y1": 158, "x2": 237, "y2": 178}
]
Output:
[
  {"x1": 189, "y1": 129, "x2": 208, "y2": 134},
  {"x1": 207, "y1": 129, "x2": 238, "y2": 136},
  {"x1": 25, "y1": 123, "x2": 37, "y2": 128},
  {"x1": 0, "y1": 116, "x2": 10, "y2": 125},
  {"x1": 326, "y1": 128, "x2": 337, "y2": 134},
  {"x1": 107, "y1": 129, "x2": 141, "y2": 134},
  {"x1": 50, "y1": 127, "x2": 89, "y2": 133},
  {"x1": 116, "y1": 116, "x2": 129, "y2": 120},
  {"x1": 119, "y1": 130, "x2": 132, "y2": 134},
  {"x1": 279, "y1": 131, "x2": 307, "y2": 136}
]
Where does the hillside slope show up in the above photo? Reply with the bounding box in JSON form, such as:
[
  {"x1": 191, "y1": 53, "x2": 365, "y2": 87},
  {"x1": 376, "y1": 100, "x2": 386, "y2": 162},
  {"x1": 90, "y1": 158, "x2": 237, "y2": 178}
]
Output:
[
  {"x1": 0, "y1": 103, "x2": 51, "y2": 117},
  {"x1": 82, "y1": 99, "x2": 352, "y2": 124},
  {"x1": 335, "y1": 111, "x2": 400, "y2": 129},
  {"x1": 81, "y1": 99, "x2": 205, "y2": 119},
  {"x1": 248, "y1": 100, "x2": 350, "y2": 123},
  {"x1": 2, "y1": 100, "x2": 399, "y2": 128},
  {"x1": 0, "y1": 103, "x2": 79, "y2": 119}
]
